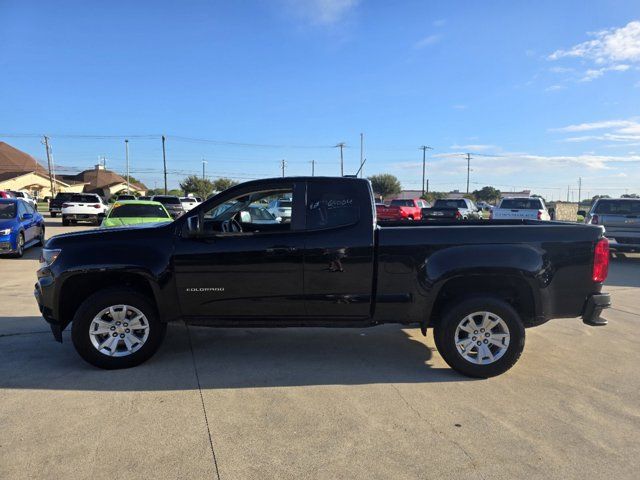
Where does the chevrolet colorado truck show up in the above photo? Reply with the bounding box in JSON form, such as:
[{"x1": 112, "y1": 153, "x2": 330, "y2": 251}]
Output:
[{"x1": 35, "y1": 177, "x2": 611, "y2": 377}]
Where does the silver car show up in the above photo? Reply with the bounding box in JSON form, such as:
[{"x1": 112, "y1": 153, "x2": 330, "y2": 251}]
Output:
[{"x1": 584, "y1": 198, "x2": 640, "y2": 252}]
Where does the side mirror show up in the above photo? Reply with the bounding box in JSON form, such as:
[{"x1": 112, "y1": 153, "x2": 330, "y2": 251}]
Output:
[
  {"x1": 275, "y1": 216, "x2": 282, "y2": 223},
  {"x1": 577, "y1": 210, "x2": 586, "y2": 217},
  {"x1": 22, "y1": 213, "x2": 33, "y2": 220},
  {"x1": 240, "y1": 211, "x2": 251, "y2": 223},
  {"x1": 183, "y1": 215, "x2": 201, "y2": 237}
]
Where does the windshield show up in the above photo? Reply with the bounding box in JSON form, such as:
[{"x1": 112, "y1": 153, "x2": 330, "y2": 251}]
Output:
[
  {"x1": 206, "y1": 190, "x2": 291, "y2": 221},
  {"x1": 154, "y1": 196, "x2": 181, "y2": 205},
  {"x1": 500, "y1": 198, "x2": 542, "y2": 209},
  {"x1": 248, "y1": 205, "x2": 276, "y2": 220},
  {"x1": 54, "y1": 193, "x2": 75, "y2": 201},
  {"x1": 70, "y1": 195, "x2": 101, "y2": 203},
  {"x1": 0, "y1": 202, "x2": 17, "y2": 219},
  {"x1": 390, "y1": 199, "x2": 415, "y2": 207},
  {"x1": 594, "y1": 200, "x2": 640, "y2": 215},
  {"x1": 109, "y1": 203, "x2": 170, "y2": 219},
  {"x1": 434, "y1": 199, "x2": 466, "y2": 208},
  {"x1": 117, "y1": 195, "x2": 136, "y2": 200}
]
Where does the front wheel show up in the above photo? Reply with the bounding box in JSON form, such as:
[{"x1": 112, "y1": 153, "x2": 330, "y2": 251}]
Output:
[
  {"x1": 434, "y1": 297, "x2": 525, "y2": 378},
  {"x1": 50, "y1": 212, "x2": 57, "y2": 218},
  {"x1": 71, "y1": 289, "x2": 167, "y2": 369},
  {"x1": 13, "y1": 232, "x2": 25, "y2": 258},
  {"x1": 62, "y1": 216, "x2": 70, "y2": 226}
]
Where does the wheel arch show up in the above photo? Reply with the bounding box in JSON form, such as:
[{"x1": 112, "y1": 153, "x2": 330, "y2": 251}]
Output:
[{"x1": 57, "y1": 270, "x2": 162, "y2": 331}]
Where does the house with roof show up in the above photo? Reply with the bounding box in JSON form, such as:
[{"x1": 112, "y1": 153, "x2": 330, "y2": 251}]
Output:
[
  {"x1": 0, "y1": 141, "x2": 146, "y2": 200},
  {"x1": 58, "y1": 164, "x2": 147, "y2": 200},
  {"x1": 0, "y1": 141, "x2": 85, "y2": 198}
]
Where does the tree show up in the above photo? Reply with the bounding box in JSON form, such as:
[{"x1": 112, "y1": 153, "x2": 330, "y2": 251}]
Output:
[
  {"x1": 591, "y1": 195, "x2": 610, "y2": 204},
  {"x1": 421, "y1": 191, "x2": 447, "y2": 204},
  {"x1": 531, "y1": 194, "x2": 546, "y2": 202},
  {"x1": 472, "y1": 186, "x2": 501, "y2": 203},
  {"x1": 212, "y1": 177, "x2": 239, "y2": 192},
  {"x1": 622, "y1": 193, "x2": 639, "y2": 198},
  {"x1": 179, "y1": 175, "x2": 215, "y2": 198},
  {"x1": 368, "y1": 174, "x2": 401, "y2": 200}
]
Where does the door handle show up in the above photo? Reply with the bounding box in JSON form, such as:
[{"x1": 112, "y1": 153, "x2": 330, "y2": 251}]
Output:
[{"x1": 266, "y1": 246, "x2": 298, "y2": 254}]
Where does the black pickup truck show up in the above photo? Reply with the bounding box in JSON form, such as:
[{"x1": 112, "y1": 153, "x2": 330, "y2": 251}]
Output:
[
  {"x1": 35, "y1": 177, "x2": 611, "y2": 377},
  {"x1": 421, "y1": 198, "x2": 483, "y2": 221}
]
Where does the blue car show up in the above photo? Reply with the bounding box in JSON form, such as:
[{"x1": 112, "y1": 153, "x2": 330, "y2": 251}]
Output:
[{"x1": 0, "y1": 198, "x2": 46, "y2": 257}]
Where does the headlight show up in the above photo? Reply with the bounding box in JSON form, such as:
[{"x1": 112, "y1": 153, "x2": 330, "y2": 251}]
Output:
[
  {"x1": 39, "y1": 248, "x2": 61, "y2": 267},
  {"x1": 0, "y1": 228, "x2": 11, "y2": 235}
]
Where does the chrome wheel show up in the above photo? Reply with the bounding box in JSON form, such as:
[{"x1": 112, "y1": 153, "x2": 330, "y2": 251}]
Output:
[
  {"x1": 89, "y1": 305, "x2": 150, "y2": 357},
  {"x1": 454, "y1": 311, "x2": 510, "y2": 365},
  {"x1": 16, "y1": 234, "x2": 24, "y2": 256}
]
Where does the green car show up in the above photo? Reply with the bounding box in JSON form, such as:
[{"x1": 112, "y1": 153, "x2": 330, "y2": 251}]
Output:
[{"x1": 100, "y1": 200, "x2": 173, "y2": 228}]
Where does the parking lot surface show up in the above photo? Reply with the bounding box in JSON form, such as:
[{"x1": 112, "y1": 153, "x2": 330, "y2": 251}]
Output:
[{"x1": 1, "y1": 216, "x2": 639, "y2": 479}]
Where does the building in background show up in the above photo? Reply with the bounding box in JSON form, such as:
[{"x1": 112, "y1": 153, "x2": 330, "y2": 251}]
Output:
[{"x1": 0, "y1": 142, "x2": 146, "y2": 200}]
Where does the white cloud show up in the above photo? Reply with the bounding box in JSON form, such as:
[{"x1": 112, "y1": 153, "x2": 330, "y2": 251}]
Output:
[
  {"x1": 545, "y1": 84, "x2": 566, "y2": 91},
  {"x1": 580, "y1": 64, "x2": 630, "y2": 81},
  {"x1": 553, "y1": 119, "x2": 638, "y2": 132},
  {"x1": 414, "y1": 34, "x2": 442, "y2": 49},
  {"x1": 549, "y1": 20, "x2": 640, "y2": 64},
  {"x1": 548, "y1": 20, "x2": 640, "y2": 81},
  {"x1": 449, "y1": 144, "x2": 496, "y2": 151},
  {"x1": 282, "y1": 0, "x2": 360, "y2": 26},
  {"x1": 552, "y1": 119, "x2": 640, "y2": 145},
  {"x1": 452, "y1": 104, "x2": 467, "y2": 110}
]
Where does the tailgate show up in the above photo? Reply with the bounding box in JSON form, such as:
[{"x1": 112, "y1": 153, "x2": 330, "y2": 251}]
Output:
[{"x1": 422, "y1": 208, "x2": 457, "y2": 219}]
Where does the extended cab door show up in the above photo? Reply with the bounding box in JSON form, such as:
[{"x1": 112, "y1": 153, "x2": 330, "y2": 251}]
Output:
[
  {"x1": 303, "y1": 179, "x2": 375, "y2": 318},
  {"x1": 173, "y1": 181, "x2": 307, "y2": 318}
]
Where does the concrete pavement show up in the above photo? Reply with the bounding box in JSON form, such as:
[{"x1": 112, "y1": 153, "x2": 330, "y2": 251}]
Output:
[{"x1": 1, "y1": 218, "x2": 639, "y2": 479}]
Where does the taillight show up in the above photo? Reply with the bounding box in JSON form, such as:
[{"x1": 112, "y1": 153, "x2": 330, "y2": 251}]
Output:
[
  {"x1": 591, "y1": 214, "x2": 599, "y2": 225},
  {"x1": 455, "y1": 210, "x2": 462, "y2": 219},
  {"x1": 537, "y1": 210, "x2": 542, "y2": 220},
  {"x1": 592, "y1": 238, "x2": 609, "y2": 283},
  {"x1": 92, "y1": 204, "x2": 101, "y2": 209},
  {"x1": 62, "y1": 203, "x2": 71, "y2": 208}
]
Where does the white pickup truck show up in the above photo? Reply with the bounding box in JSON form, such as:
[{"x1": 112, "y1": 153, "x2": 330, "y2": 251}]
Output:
[
  {"x1": 490, "y1": 197, "x2": 551, "y2": 221},
  {"x1": 61, "y1": 193, "x2": 109, "y2": 226}
]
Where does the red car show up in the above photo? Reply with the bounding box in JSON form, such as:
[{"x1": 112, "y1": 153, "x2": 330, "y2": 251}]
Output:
[
  {"x1": 0, "y1": 191, "x2": 16, "y2": 198},
  {"x1": 376, "y1": 198, "x2": 430, "y2": 221}
]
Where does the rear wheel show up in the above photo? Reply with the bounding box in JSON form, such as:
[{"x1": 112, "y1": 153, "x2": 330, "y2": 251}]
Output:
[
  {"x1": 434, "y1": 296, "x2": 525, "y2": 378},
  {"x1": 50, "y1": 212, "x2": 57, "y2": 218},
  {"x1": 71, "y1": 289, "x2": 166, "y2": 369},
  {"x1": 62, "y1": 216, "x2": 70, "y2": 226},
  {"x1": 37, "y1": 226, "x2": 45, "y2": 246}
]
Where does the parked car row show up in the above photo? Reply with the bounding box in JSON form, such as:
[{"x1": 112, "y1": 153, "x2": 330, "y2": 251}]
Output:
[{"x1": 0, "y1": 190, "x2": 38, "y2": 209}]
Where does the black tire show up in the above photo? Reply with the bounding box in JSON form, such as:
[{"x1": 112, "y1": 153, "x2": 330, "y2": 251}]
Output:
[
  {"x1": 50, "y1": 212, "x2": 57, "y2": 218},
  {"x1": 71, "y1": 289, "x2": 167, "y2": 369},
  {"x1": 433, "y1": 296, "x2": 525, "y2": 378},
  {"x1": 13, "y1": 232, "x2": 25, "y2": 258},
  {"x1": 62, "y1": 216, "x2": 70, "y2": 226},
  {"x1": 37, "y1": 226, "x2": 45, "y2": 246},
  {"x1": 93, "y1": 216, "x2": 101, "y2": 226}
]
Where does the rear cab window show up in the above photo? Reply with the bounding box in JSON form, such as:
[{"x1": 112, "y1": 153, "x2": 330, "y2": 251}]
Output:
[
  {"x1": 306, "y1": 182, "x2": 360, "y2": 230},
  {"x1": 500, "y1": 198, "x2": 543, "y2": 210},
  {"x1": 594, "y1": 200, "x2": 640, "y2": 215}
]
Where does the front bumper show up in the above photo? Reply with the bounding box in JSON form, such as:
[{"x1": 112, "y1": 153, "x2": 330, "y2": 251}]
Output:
[
  {"x1": 582, "y1": 293, "x2": 611, "y2": 326},
  {"x1": 0, "y1": 234, "x2": 16, "y2": 253}
]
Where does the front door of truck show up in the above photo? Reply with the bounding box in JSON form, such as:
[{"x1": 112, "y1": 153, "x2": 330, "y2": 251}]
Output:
[{"x1": 173, "y1": 182, "x2": 307, "y2": 318}]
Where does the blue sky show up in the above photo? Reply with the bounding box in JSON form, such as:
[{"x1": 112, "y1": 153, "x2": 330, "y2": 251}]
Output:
[{"x1": 1, "y1": 0, "x2": 639, "y2": 199}]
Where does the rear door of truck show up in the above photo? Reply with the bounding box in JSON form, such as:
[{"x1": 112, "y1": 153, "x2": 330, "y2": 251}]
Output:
[{"x1": 303, "y1": 178, "x2": 375, "y2": 318}]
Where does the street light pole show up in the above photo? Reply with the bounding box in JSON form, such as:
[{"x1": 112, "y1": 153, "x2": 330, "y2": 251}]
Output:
[
  {"x1": 202, "y1": 158, "x2": 207, "y2": 180},
  {"x1": 419, "y1": 146, "x2": 433, "y2": 196},
  {"x1": 125, "y1": 139, "x2": 130, "y2": 193}
]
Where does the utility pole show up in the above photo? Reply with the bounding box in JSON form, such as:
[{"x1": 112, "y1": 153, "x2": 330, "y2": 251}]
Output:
[
  {"x1": 161, "y1": 135, "x2": 168, "y2": 194},
  {"x1": 426, "y1": 179, "x2": 429, "y2": 194},
  {"x1": 125, "y1": 139, "x2": 130, "y2": 193},
  {"x1": 43, "y1": 136, "x2": 55, "y2": 196},
  {"x1": 359, "y1": 133, "x2": 364, "y2": 178},
  {"x1": 578, "y1": 177, "x2": 582, "y2": 204},
  {"x1": 567, "y1": 185, "x2": 570, "y2": 202},
  {"x1": 466, "y1": 153, "x2": 471, "y2": 194},
  {"x1": 310, "y1": 160, "x2": 315, "y2": 176},
  {"x1": 336, "y1": 142, "x2": 346, "y2": 176},
  {"x1": 420, "y1": 146, "x2": 433, "y2": 196},
  {"x1": 281, "y1": 159, "x2": 286, "y2": 177},
  {"x1": 202, "y1": 158, "x2": 207, "y2": 180}
]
